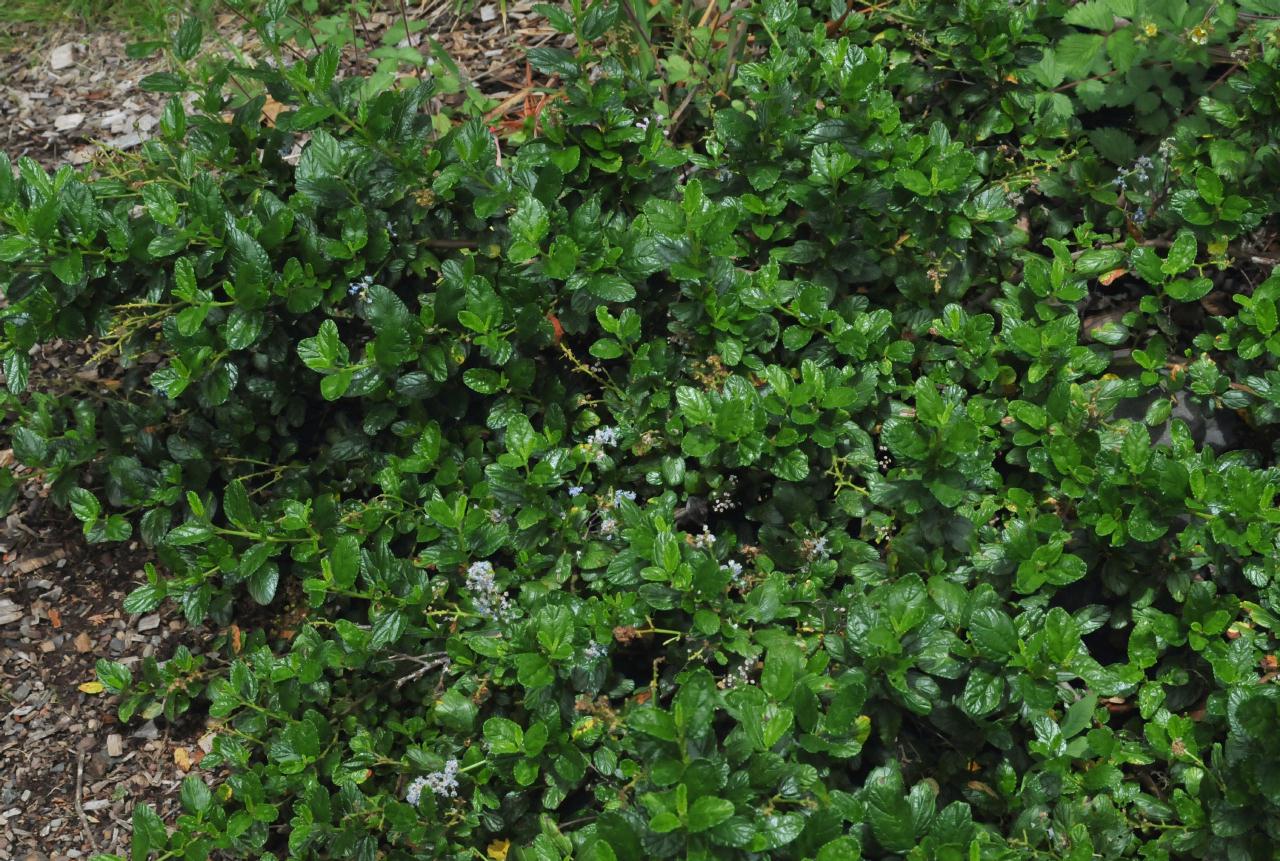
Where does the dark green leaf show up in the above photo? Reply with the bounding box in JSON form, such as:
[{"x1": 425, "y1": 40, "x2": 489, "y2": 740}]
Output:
[
  {"x1": 863, "y1": 766, "x2": 916, "y2": 852},
  {"x1": 688, "y1": 797, "x2": 735, "y2": 832}
]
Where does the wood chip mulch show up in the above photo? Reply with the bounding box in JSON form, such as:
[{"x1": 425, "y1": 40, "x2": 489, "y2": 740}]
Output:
[
  {"x1": 1, "y1": 3, "x2": 571, "y2": 171},
  {"x1": 0, "y1": 491, "x2": 217, "y2": 860}
]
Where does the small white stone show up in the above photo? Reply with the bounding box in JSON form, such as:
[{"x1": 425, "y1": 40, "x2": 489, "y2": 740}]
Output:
[
  {"x1": 0, "y1": 598, "x2": 23, "y2": 626},
  {"x1": 108, "y1": 132, "x2": 142, "y2": 150},
  {"x1": 133, "y1": 720, "x2": 160, "y2": 740},
  {"x1": 49, "y1": 43, "x2": 76, "y2": 70},
  {"x1": 54, "y1": 113, "x2": 85, "y2": 132}
]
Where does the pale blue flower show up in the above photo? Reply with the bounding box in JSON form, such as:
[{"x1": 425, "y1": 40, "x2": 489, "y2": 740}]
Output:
[
  {"x1": 466, "y1": 561, "x2": 512, "y2": 621},
  {"x1": 588, "y1": 426, "x2": 618, "y2": 447},
  {"x1": 406, "y1": 776, "x2": 428, "y2": 805},
  {"x1": 410, "y1": 758, "x2": 459, "y2": 802}
]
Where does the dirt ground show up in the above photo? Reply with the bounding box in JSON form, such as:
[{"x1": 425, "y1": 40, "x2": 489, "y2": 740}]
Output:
[
  {"x1": 1, "y1": 3, "x2": 565, "y2": 171},
  {"x1": 1, "y1": 494, "x2": 213, "y2": 859},
  {"x1": 0, "y1": 4, "x2": 560, "y2": 857}
]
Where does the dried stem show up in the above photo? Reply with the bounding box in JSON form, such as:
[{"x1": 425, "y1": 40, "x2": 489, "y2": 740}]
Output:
[
  {"x1": 75, "y1": 749, "x2": 99, "y2": 852},
  {"x1": 390, "y1": 652, "x2": 452, "y2": 688}
]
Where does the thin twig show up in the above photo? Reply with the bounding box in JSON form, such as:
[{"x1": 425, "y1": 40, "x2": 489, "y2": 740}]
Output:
[
  {"x1": 75, "y1": 749, "x2": 99, "y2": 852},
  {"x1": 351, "y1": 3, "x2": 376, "y2": 51},
  {"x1": 667, "y1": 86, "x2": 701, "y2": 134},
  {"x1": 1170, "y1": 61, "x2": 1240, "y2": 135},
  {"x1": 391, "y1": 652, "x2": 451, "y2": 688},
  {"x1": 289, "y1": 13, "x2": 323, "y2": 54},
  {"x1": 719, "y1": 17, "x2": 749, "y2": 96},
  {"x1": 396, "y1": 0, "x2": 417, "y2": 48}
]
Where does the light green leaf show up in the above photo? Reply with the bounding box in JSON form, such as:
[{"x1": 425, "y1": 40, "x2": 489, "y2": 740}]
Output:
[{"x1": 687, "y1": 797, "x2": 735, "y2": 832}]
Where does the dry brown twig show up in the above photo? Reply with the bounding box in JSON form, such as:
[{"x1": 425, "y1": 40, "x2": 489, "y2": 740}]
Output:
[
  {"x1": 392, "y1": 652, "x2": 452, "y2": 688},
  {"x1": 76, "y1": 748, "x2": 100, "y2": 852}
]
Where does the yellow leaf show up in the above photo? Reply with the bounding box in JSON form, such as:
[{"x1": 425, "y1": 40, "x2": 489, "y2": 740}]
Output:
[
  {"x1": 174, "y1": 747, "x2": 192, "y2": 771},
  {"x1": 854, "y1": 714, "x2": 872, "y2": 744},
  {"x1": 486, "y1": 839, "x2": 511, "y2": 861},
  {"x1": 261, "y1": 97, "x2": 285, "y2": 128},
  {"x1": 78, "y1": 681, "x2": 105, "y2": 694}
]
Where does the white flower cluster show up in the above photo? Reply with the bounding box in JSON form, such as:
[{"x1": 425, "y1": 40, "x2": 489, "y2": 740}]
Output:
[
  {"x1": 712, "y1": 476, "x2": 739, "y2": 513},
  {"x1": 466, "y1": 561, "x2": 513, "y2": 621},
  {"x1": 406, "y1": 758, "x2": 460, "y2": 805},
  {"x1": 612, "y1": 489, "x2": 637, "y2": 505},
  {"x1": 804, "y1": 536, "x2": 830, "y2": 561},
  {"x1": 691, "y1": 526, "x2": 715, "y2": 550},
  {"x1": 635, "y1": 112, "x2": 665, "y2": 133},
  {"x1": 588, "y1": 426, "x2": 618, "y2": 447},
  {"x1": 876, "y1": 443, "x2": 893, "y2": 472},
  {"x1": 722, "y1": 559, "x2": 745, "y2": 589},
  {"x1": 724, "y1": 661, "x2": 755, "y2": 688},
  {"x1": 568, "y1": 485, "x2": 584, "y2": 497},
  {"x1": 585, "y1": 641, "x2": 608, "y2": 660},
  {"x1": 585, "y1": 426, "x2": 619, "y2": 464}
]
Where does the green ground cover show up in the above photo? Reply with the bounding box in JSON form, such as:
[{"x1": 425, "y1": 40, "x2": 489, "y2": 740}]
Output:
[{"x1": 5, "y1": 1, "x2": 1280, "y2": 859}]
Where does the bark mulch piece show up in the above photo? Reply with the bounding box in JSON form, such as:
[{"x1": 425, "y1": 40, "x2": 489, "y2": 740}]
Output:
[{"x1": 0, "y1": 24, "x2": 171, "y2": 170}]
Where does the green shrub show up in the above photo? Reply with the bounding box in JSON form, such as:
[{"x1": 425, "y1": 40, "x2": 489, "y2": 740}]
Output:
[{"x1": 4, "y1": 0, "x2": 1280, "y2": 859}]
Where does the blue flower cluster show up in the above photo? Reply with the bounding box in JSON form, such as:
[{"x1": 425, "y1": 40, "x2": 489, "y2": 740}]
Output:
[
  {"x1": 466, "y1": 561, "x2": 513, "y2": 621},
  {"x1": 406, "y1": 758, "x2": 460, "y2": 805}
]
